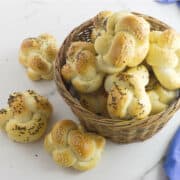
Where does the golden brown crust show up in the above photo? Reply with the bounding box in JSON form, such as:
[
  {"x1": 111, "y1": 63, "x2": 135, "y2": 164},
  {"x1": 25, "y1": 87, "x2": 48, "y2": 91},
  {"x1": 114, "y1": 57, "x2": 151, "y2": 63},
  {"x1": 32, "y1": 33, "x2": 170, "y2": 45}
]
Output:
[
  {"x1": 75, "y1": 50, "x2": 96, "y2": 74},
  {"x1": 0, "y1": 90, "x2": 52, "y2": 143},
  {"x1": 105, "y1": 32, "x2": 134, "y2": 68},
  {"x1": 19, "y1": 33, "x2": 58, "y2": 80},
  {"x1": 44, "y1": 119, "x2": 105, "y2": 171},
  {"x1": 61, "y1": 41, "x2": 104, "y2": 93},
  {"x1": 61, "y1": 64, "x2": 74, "y2": 81},
  {"x1": 94, "y1": 12, "x2": 150, "y2": 74},
  {"x1": 52, "y1": 149, "x2": 76, "y2": 167},
  {"x1": 68, "y1": 130, "x2": 95, "y2": 160},
  {"x1": 38, "y1": 33, "x2": 56, "y2": 41},
  {"x1": 107, "y1": 84, "x2": 133, "y2": 118},
  {"x1": 28, "y1": 55, "x2": 51, "y2": 75},
  {"x1": 117, "y1": 15, "x2": 150, "y2": 41},
  {"x1": 20, "y1": 38, "x2": 40, "y2": 53},
  {"x1": 51, "y1": 120, "x2": 78, "y2": 145},
  {"x1": 0, "y1": 108, "x2": 12, "y2": 130},
  {"x1": 8, "y1": 92, "x2": 28, "y2": 116},
  {"x1": 67, "y1": 41, "x2": 96, "y2": 58},
  {"x1": 105, "y1": 65, "x2": 151, "y2": 119}
]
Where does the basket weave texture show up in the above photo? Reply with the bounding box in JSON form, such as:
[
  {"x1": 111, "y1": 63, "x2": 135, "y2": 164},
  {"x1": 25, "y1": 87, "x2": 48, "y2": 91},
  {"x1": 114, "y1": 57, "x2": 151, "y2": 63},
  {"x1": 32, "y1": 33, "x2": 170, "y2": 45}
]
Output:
[{"x1": 55, "y1": 12, "x2": 180, "y2": 143}]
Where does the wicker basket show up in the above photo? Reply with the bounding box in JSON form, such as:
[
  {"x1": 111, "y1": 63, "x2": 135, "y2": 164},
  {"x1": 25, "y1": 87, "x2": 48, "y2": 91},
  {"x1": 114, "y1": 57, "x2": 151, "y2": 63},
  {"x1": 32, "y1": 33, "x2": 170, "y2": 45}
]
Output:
[{"x1": 55, "y1": 12, "x2": 180, "y2": 143}]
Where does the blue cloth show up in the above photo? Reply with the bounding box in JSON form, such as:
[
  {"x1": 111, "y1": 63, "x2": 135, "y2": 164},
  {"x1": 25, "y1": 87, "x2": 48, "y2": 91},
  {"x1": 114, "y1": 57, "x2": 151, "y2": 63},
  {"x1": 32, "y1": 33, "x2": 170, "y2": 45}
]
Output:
[
  {"x1": 164, "y1": 127, "x2": 180, "y2": 180},
  {"x1": 156, "y1": 0, "x2": 179, "y2": 3},
  {"x1": 156, "y1": 0, "x2": 180, "y2": 7}
]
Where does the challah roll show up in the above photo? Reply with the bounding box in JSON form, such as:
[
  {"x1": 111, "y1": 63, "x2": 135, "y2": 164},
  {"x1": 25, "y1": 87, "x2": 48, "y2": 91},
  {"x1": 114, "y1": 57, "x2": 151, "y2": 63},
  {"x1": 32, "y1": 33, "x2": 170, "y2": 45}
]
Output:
[
  {"x1": 146, "y1": 29, "x2": 180, "y2": 90},
  {"x1": 105, "y1": 65, "x2": 151, "y2": 119},
  {"x1": 61, "y1": 41, "x2": 104, "y2": 93},
  {"x1": 91, "y1": 11, "x2": 112, "y2": 42},
  {"x1": 44, "y1": 120, "x2": 105, "y2": 171},
  {"x1": 94, "y1": 12, "x2": 150, "y2": 74},
  {"x1": 19, "y1": 33, "x2": 58, "y2": 80},
  {"x1": 79, "y1": 88, "x2": 108, "y2": 116},
  {"x1": 0, "y1": 90, "x2": 52, "y2": 143}
]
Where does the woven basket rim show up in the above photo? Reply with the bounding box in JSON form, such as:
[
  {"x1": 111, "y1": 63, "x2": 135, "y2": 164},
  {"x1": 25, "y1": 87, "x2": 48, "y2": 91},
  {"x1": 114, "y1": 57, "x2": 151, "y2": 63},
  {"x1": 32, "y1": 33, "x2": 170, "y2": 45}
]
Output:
[{"x1": 55, "y1": 12, "x2": 180, "y2": 129}]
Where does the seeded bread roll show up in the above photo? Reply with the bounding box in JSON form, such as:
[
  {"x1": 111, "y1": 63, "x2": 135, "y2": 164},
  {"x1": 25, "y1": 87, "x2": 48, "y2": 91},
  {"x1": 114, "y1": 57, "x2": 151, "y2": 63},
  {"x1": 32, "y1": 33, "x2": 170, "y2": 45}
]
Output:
[
  {"x1": 0, "y1": 90, "x2": 52, "y2": 143},
  {"x1": 61, "y1": 41, "x2": 104, "y2": 93},
  {"x1": 94, "y1": 12, "x2": 150, "y2": 74},
  {"x1": 91, "y1": 11, "x2": 112, "y2": 42},
  {"x1": 146, "y1": 29, "x2": 180, "y2": 90},
  {"x1": 19, "y1": 33, "x2": 58, "y2": 80},
  {"x1": 44, "y1": 120, "x2": 105, "y2": 171},
  {"x1": 105, "y1": 65, "x2": 151, "y2": 119}
]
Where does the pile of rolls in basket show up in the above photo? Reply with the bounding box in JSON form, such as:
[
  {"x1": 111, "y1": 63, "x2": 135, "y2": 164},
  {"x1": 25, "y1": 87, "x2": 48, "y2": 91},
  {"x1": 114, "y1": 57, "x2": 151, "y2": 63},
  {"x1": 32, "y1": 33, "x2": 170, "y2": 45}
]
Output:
[{"x1": 55, "y1": 11, "x2": 180, "y2": 143}]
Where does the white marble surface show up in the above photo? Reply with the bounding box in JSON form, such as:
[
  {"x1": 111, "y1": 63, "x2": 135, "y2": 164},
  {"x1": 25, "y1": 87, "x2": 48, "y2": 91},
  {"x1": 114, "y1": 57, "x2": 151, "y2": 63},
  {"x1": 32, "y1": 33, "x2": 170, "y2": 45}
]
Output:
[{"x1": 0, "y1": 0, "x2": 179, "y2": 180}]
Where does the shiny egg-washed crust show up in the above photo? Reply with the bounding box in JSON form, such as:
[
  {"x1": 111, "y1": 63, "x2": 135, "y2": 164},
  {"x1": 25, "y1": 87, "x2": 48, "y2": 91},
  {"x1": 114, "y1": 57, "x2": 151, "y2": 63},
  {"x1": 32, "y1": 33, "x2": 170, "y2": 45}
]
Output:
[
  {"x1": 94, "y1": 12, "x2": 150, "y2": 74},
  {"x1": 44, "y1": 120, "x2": 105, "y2": 171},
  {"x1": 19, "y1": 33, "x2": 58, "y2": 80},
  {"x1": 0, "y1": 90, "x2": 52, "y2": 143},
  {"x1": 105, "y1": 65, "x2": 151, "y2": 119},
  {"x1": 146, "y1": 29, "x2": 180, "y2": 90},
  {"x1": 61, "y1": 41, "x2": 104, "y2": 93}
]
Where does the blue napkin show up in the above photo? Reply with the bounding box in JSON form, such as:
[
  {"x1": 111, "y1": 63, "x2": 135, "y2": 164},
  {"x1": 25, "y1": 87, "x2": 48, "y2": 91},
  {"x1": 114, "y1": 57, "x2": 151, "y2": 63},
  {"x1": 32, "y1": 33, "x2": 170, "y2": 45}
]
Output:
[
  {"x1": 156, "y1": 0, "x2": 180, "y2": 6},
  {"x1": 164, "y1": 127, "x2": 180, "y2": 180}
]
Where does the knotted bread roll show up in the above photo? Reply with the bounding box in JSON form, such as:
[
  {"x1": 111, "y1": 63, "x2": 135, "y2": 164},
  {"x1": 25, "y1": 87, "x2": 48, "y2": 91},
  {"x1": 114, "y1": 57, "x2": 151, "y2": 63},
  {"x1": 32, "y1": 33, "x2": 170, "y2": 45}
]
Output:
[
  {"x1": 44, "y1": 120, "x2": 105, "y2": 171},
  {"x1": 91, "y1": 11, "x2": 112, "y2": 42},
  {"x1": 19, "y1": 33, "x2": 58, "y2": 80},
  {"x1": 147, "y1": 77, "x2": 177, "y2": 115},
  {"x1": 79, "y1": 87, "x2": 108, "y2": 116},
  {"x1": 94, "y1": 12, "x2": 150, "y2": 74},
  {"x1": 146, "y1": 29, "x2": 180, "y2": 90},
  {"x1": 0, "y1": 90, "x2": 52, "y2": 143},
  {"x1": 61, "y1": 41, "x2": 104, "y2": 93},
  {"x1": 105, "y1": 65, "x2": 151, "y2": 119}
]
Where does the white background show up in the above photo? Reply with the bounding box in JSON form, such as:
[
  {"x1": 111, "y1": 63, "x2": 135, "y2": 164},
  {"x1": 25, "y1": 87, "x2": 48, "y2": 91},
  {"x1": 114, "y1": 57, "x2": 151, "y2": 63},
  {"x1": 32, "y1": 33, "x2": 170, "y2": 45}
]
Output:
[{"x1": 0, "y1": 0, "x2": 179, "y2": 180}]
